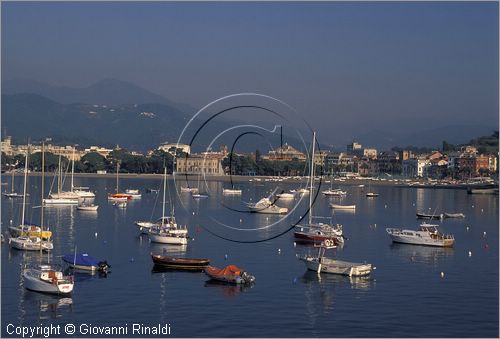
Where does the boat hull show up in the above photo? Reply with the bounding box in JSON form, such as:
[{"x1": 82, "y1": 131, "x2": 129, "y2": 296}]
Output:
[
  {"x1": 148, "y1": 233, "x2": 188, "y2": 245},
  {"x1": 9, "y1": 238, "x2": 53, "y2": 251},
  {"x1": 23, "y1": 269, "x2": 73, "y2": 295},
  {"x1": 151, "y1": 255, "x2": 209, "y2": 270},
  {"x1": 300, "y1": 257, "x2": 372, "y2": 277}
]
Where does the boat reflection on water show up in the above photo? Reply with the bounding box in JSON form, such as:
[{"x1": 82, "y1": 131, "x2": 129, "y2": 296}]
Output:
[
  {"x1": 301, "y1": 270, "x2": 373, "y2": 291},
  {"x1": 204, "y1": 279, "x2": 253, "y2": 297},
  {"x1": 149, "y1": 243, "x2": 187, "y2": 255},
  {"x1": 389, "y1": 243, "x2": 454, "y2": 264},
  {"x1": 22, "y1": 292, "x2": 73, "y2": 320}
]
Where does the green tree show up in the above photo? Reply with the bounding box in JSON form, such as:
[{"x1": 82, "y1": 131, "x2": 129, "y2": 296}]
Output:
[{"x1": 80, "y1": 152, "x2": 108, "y2": 172}]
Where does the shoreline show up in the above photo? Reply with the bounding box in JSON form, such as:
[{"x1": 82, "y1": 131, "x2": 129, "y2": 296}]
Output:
[{"x1": 5, "y1": 171, "x2": 494, "y2": 190}]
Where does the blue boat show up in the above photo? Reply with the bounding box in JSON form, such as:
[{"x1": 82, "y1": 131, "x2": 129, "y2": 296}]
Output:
[{"x1": 62, "y1": 253, "x2": 110, "y2": 272}]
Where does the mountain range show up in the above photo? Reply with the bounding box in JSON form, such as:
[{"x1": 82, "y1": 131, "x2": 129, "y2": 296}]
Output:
[{"x1": 1, "y1": 78, "x2": 494, "y2": 152}]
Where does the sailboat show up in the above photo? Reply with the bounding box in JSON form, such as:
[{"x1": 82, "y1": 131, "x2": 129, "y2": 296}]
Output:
[
  {"x1": 2, "y1": 170, "x2": 24, "y2": 198},
  {"x1": 10, "y1": 147, "x2": 54, "y2": 251},
  {"x1": 294, "y1": 132, "x2": 344, "y2": 246},
  {"x1": 23, "y1": 264, "x2": 74, "y2": 295},
  {"x1": 148, "y1": 167, "x2": 189, "y2": 245},
  {"x1": 44, "y1": 154, "x2": 79, "y2": 205},
  {"x1": 108, "y1": 162, "x2": 132, "y2": 201}
]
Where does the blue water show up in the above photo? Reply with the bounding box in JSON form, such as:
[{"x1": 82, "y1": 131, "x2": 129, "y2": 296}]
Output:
[{"x1": 1, "y1": 175, "x2": 499, "y2": 337}]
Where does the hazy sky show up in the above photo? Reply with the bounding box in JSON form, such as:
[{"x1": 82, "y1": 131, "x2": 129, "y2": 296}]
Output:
[{"x1": 2, "y1": 2, "x2": 498, "y2": 146}]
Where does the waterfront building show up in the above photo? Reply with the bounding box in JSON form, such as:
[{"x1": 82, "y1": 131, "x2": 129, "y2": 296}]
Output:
[
  {"x1": 158, "y1": 142, "x2": 191, "y2": 155},
  {"x1": 84, "y1": 146, "x2": 113, "y2": 158},
  {"x1": 175, "y1": 154, "x2": 225, "y2": 175},
  {"x1": 262, "y1": 143, "x2": 306, "y2": 162},
  {"x1": 402, "y1": 158, "x2": 431, "y2": 178}
]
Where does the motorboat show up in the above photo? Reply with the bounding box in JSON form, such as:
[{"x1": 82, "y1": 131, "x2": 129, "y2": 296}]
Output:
[
  {"x1": 113, "y1": 201, "x2": 127, "y2": 208},
  {"x1": 330, "y1": 204, "x2": 356, "y2": 210},
  {"x1": 246, "y1": 197, "x2": 288, "y2": 214},
  {"x1": 125, "y1": 189, "x2": 142, "y2": 199},
  {"x1": 23, "y1": 264, "x2": 74, "y2": 295},
  {"x1": 62, "y1": 253, "x2": 110, "y2": 272},
  {"x1": 43, "y1": 198, "x2": 79, "y2": 205},
  {"x1": 223, "y1": 188, "x2": 242, "y2": 195},
  {"x1": 386, "y1": 223, "x2": 455, "y2": 247},
  {"x1": 291, "y1": 188, "x2": 309, "y2": 195},
  {"x1": 76, "y1": 204, "x2": 99, "y2": 211},
  {"x1": 276, "y1": 192, "x2": 294, "y2": 200},
  {"x1": 294, "y1": 223, "x2": 344, "y2": 246},
  {"x1": 192, "y1": 193, "x2": 209, "y2": 199},
  {"x1": 205, "y1": 265, "x2": 255, "y2": 284},
  {"x1": 135, "y1": 221, "x2": 158, "y2": 234},
  {"x1": 416, "y1": 212, "x2": 443, "y2": 220},
  {"x1": 9, "y1": 224, "x2": 52, "y2": 240},
  {"x1": 151, "y1": 254, "x2": 210, "y2": 270},
  {"x1": 9, "y1": 236, "x2": 53, "y2": 251},
  {"x1": 181, "y1": 186, "x2": 199, "y2": 194},
  {"x1": 322, "y1": 189, "x2": 347, "y2": 196},
  {"x1": 365, "y1": 192, "x2": 379, "y2": 197}
]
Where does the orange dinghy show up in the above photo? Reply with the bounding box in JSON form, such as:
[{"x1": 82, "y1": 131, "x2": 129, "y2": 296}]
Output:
[{"x1": 205, "y1": 265, "x2": 255, "y2": 284}]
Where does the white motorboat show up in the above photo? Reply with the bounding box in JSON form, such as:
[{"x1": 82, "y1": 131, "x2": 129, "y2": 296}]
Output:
[
  {"x1": 291, "y1": 188, "x2": 309, "y2": 195},
  {"x1": 366, "y1": 192, "x2": 379, "y2": 197},
  {"x1": 223, "y1": 188, "x2": 242, "y2": 195},
  {"x1": 9, "y1": 236, "x2": 53, "y2": 251},
  {"x1": 125, "y1": 189, "x2": 142, "y2": 199},
  {"x1": 23, "y1": 265, "x2": 74, "y2": 295},
  {"x1": 192, "y1": 193, "x2": 209, "y2": 199},
  {"x1": 76, "y1": 204, "x2": 99, "y2": 211},
  {"x1": 386, "y1": 223, "x2": 455, "y2": 247},
  {"x1": 322, "y1": 189, "x2": 347, "y2": 196},
  {"x1": 114, "y1": 201, "x2": 127, "y2": 208},
  {"x1": 135, "y1": 221, "x2": 157, "y2": 234},
  {"x1": 444, "y1": 212, "x2": 465, "y2": 219},
  {"x1": 246, "y1": 197, "x2": 288, "y2": 214},
  {"x1": 299, "y1": 240, "x2": 372, "y2": 277},
  {"x1": 330, "y1": 204, "x2": 356, "y2": 210},
  {"x1": 181, "y1": 186, "x2": 199, "y2": 194},
  {"x1": 276, "y1": 192, "x2": 294, "y2": 200}
]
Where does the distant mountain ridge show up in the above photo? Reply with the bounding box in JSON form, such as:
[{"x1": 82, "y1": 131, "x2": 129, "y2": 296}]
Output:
[{"x1": 2, "y1": 78, "x2": 195, "y2": 113}]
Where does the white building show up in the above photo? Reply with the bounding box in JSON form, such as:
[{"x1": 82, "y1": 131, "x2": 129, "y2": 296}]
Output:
[
  {"x1": 402, "y1": 158, "x2": 431, "y2": 177},
  {"x1": 158, "y1": 143, "x2": 191, "y2": 155}
]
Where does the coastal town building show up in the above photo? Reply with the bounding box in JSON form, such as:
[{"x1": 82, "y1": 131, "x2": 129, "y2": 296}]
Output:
[
  {"x1": 175, "y1": 154, "x2": 225, "y2": 175},
  {"x1": 262, "y1": 143, "x2": 306, "y2": 162},
  {"x1": 158, "y1": 142, "x2": 191, "y2": 155},
  {"x1": 84, "y1": 146, "x2": 113, "y2": 158}
]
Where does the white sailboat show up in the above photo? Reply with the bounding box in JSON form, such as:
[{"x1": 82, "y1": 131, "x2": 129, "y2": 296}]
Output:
[
  {"x1": 10, "y1": 147, "x2": 54, "y2": 251},
  {"x1": 44, "y1": 154, "x2": 79, "y2": 204},
  {"x1": 2, "y1": 171, "x2": 24, "y2": 198},
  {"x1": 148, "y1": 168, "x2": 189, "y2": 245},
  {"x1": 108, "y1": 162, "x2": 132, "y2": 201}
]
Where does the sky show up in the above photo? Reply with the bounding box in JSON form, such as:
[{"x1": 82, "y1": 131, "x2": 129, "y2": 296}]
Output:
[{"x1": 1, "y1": 1, "x2": 499, "y2": 147}]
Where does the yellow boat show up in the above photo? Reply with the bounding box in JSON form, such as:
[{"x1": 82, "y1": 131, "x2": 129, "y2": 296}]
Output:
[{"x1": 9, "y1": 225, "x2": 52, "y2": 240}]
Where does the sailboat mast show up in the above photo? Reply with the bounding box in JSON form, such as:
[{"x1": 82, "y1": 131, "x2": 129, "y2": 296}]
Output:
[
  {"x1": 116, "y1": 162, "x2": 120, "y2": 194},
  {"x1": 41, "y1": 142, "x2": 45, "y2": 229},
  {"x1": 57, "y1": 154, "x2": 62, "y2": 194},
  {"x1": 71, "y1": 146, "x2": 75, "y2": 192},
  {"x1": 11, "y1": 170, "x2": 14, "y2": 193},
  {"x1": 162, "y1": 167, "x2": 167, "y2": 225},
  {"x1": 21, "y1": 148, "x2": 29, "y2": 225},
  {"x1": 308, "y1": 132, "x2": 316, "y2": 225}
]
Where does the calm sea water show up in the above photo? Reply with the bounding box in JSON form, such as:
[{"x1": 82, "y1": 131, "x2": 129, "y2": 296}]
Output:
[{"x1": 1, "y1": 175, "x2": 498, "y2": 337}]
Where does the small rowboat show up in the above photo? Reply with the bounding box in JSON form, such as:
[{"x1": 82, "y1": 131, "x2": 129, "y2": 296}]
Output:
[
  {"x1": 205, "y1": 265, "x2": 255, "y2": 284},
  {"x1": 151, "y1": 254, "x2": 210, "y2": 270}
]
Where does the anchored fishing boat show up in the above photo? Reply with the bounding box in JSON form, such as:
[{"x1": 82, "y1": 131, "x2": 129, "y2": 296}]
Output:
[
  {"x1": 151, "y1": 254, "x2": 210, "y2": 270},
  {"x1": 205, "y1": 265, "x2": 255, "y2": 284},
  {"x1": 386, "y1": 223, "x2": 455, "y2": 247}
]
